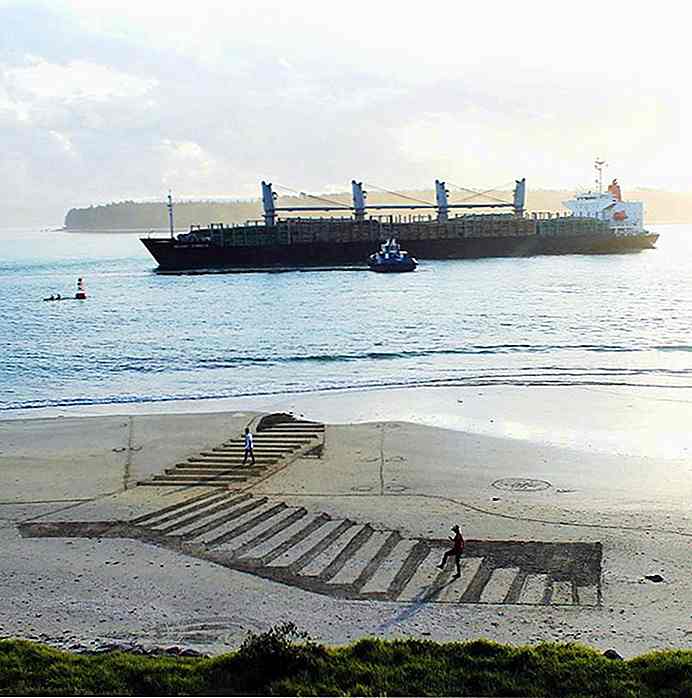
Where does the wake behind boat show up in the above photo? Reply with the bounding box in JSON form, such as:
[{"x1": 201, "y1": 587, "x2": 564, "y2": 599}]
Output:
[{"x1": 367, "y1": 238, "x2": 417, "y2": 272}]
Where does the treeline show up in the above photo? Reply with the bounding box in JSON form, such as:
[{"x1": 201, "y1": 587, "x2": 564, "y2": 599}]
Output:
[
  {"x1": 64, "y1": 189, "x2": 692, "y2": 230},
  {"x1": 64, "y1": 199, "x2": 262, "y2": 231}
]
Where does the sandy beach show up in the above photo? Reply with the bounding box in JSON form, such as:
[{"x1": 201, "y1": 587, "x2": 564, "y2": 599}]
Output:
[{"x1": 1, "y1": 385, "x2": 690, "y2": 658}]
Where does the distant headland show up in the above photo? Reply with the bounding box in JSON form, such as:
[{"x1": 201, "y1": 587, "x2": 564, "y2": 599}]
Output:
[{"x1": 63, "y1": 188, "x2": 692, "y2": 231}]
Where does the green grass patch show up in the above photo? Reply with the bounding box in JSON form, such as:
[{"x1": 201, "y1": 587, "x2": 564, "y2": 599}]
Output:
[{"x1": 1, "y1": 624, "x2": 690, "y2": 696}]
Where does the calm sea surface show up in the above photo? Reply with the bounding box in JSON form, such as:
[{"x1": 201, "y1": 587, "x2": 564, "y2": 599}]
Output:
[{"x1": 1, "y1": 224, "x2": 690, "y2": 413}]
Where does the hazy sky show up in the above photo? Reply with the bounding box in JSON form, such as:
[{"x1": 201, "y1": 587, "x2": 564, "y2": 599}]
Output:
[{"x1": 1, "y1": 0, "x2": 689, "y2": 222}]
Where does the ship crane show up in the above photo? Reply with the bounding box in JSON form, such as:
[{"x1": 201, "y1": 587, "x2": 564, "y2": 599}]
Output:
[
  {"x1": 261, "y1": 178, "x2": 527, "y2": 225},
  {"x1": 594, "y1": 158, "x2": 607, "y2": 193}
]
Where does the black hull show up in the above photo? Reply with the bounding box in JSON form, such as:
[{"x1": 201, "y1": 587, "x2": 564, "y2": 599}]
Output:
[
  {"x1": 141, "y1": 233, "x2": 659, "y2": 271},
  {"x1": 369, "y1": 264, "x2": 417, "y2": 273}
]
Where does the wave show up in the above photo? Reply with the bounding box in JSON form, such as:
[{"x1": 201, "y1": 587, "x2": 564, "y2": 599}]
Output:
[
  {"x1": 204, "y1": 343, "x2": 692, "y2": 364},
  {"x1": 4, "y1": 370, "x2": 692, "y2": 413},
  {"x1": 21, "y1": 342, "x2": 690, "y2": 378}
]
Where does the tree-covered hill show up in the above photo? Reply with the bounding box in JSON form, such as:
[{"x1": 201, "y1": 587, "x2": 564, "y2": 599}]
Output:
[
  {"x1": 64, "y1": 199, "x2": 262, "y2": 231},
  {"x1": 63, "y1": 189, "x2": 692, "y2": 230}
]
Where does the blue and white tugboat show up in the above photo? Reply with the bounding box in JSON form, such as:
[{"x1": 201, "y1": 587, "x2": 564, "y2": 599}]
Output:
[{"x1": 367, "y1": 238, "x2": 417, "y2": 273}]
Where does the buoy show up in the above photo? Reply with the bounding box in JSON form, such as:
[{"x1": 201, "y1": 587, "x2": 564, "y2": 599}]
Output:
[{"x1": 75, "y1": 277, "x2": 87, "y2": 300}]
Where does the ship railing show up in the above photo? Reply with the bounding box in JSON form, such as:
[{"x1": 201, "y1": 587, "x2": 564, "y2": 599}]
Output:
[
  {"x1": 370, "y1": 213, "x2": 434, "y2": 224},
  {"x1": 529, "y1": 211, "x2": 574, "y2": 219}
]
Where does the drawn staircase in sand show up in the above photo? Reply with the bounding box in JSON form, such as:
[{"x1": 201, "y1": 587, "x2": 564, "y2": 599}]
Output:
[
  {"x1": 138, "y1": 419, "x2": 325, "y2": 487},
  {"x1": 21, "y1": 417, "x2": 602, "y2": 606}
]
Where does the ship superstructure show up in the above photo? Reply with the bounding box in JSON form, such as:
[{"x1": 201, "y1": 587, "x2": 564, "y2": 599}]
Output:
[{"x1": 563, "y1": 161, "x2": 644, "y2": 234}]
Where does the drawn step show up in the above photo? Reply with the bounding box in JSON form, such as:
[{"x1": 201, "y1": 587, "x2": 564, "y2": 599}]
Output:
[
  {"x1": 519, "y1": 574, "x2": 549, "y2": 604},
  {"x1": 433, "y1": 558, "x2": 484, "y2": 603},
  {"x1": 479, "y1": 567, "x2": 521, "y2": 604},
  {"x1": 328, "y1": 531, "x2": 396, "y2": 587},
  {"x1": 217, "y1": 439, "x2": 301, "y2": 445},
  {"x1": 177, "y1": 460, "x2": 268, "y2": 468},
  {"x1": 146, "y1": 493, "x2": 248, "y2": 529},
  {"x1": 551, "y1": 580, "x2": 575, "y2": 605},
  {"x1": 212, "y1": 446, "x2": 294, "y2": 452},
  {"x1": 177, "y1": 463, "x2": 269, "y2": 472},
  {"x1": 167, "y1": 468, "x2": 267, "y2": 477},
  {"x1": 150, "y1": 475, "x2": 248, "y2": 485},
  {"x1": 397, "y1": 548, "x2": 441, "y2": 601},
  {"x1": 188, "y1": 456, "x2": 276, "y2": 464},
  {"x1": 359, "y1": 538, "x2": 420, "y2": 596},
  {"x1": 576, "y1": 585, "x2": 598, "y2": 605},
  {"x1": 299, "y1": 524, "x2": 369, "y2": 578},
  {"x1": 130, "y1": 490, "x2": 228, "y2": 527},
  {"x1": 196, "y1": 452, "x2": 278, "y2": 459},
  {"x1": 264, "y1": 430, "x2": 324, "y2": 435}
]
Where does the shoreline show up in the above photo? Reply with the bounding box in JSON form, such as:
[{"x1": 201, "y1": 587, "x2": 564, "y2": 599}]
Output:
[{"x1": 4, "y1": 383, "x2": 692, "y2": 461}]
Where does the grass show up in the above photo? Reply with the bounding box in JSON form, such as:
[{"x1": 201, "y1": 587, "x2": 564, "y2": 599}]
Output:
[{"x1": 1, "y1": 624, "x2": 690, "y2": 696}]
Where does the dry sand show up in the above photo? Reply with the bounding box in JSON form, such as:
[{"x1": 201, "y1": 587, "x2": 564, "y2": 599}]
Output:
[{"x1": 0, "y1": 386, "x2": 690, "y2": 657}]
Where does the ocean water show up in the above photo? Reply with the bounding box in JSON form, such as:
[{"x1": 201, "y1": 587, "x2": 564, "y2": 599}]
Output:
[{"x1": 1, "y1": 224, "x2": 691, "y2": 413}]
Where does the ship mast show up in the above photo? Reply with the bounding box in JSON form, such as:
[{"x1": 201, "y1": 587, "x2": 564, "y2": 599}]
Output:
[
  {"x1": 167, "y1": 190, "x2": 175, "y2": 239},
  {"x1": 594, "y1": 158, "x2": 606, "y2": 194}
]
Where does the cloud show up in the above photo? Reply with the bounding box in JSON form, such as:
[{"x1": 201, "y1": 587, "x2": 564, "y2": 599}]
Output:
[
  {"x1": 0, "y1": 0, "x2": 689, "y2": 226},
  {"x1": 4, "y1": 58, "x2": 157, "y2": 101}
]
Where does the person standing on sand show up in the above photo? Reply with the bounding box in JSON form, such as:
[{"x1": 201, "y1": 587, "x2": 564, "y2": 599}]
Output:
[
  {"x1": 438, "y1": 524, "x2": 464, "y2": 578},
  {"x1": 243, "y1": 427, "x2": 255, "y2": 466}
]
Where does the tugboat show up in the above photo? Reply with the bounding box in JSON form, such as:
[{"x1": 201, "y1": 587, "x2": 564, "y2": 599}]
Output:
[{"x1": 367, "y1": 238, "x2": 417, "y2": 273}]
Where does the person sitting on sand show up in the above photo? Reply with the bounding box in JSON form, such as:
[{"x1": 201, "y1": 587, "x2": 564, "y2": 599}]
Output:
[
  {"x1": 243, "y1": 427, "x2": 255, "y2": 466},
  {"x1": 437, "y1": 524, "x2": 465, "y2": 578}
]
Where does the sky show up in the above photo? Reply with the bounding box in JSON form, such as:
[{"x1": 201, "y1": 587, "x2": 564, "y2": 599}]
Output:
[{"x1": 1, "y1": 0, "x2": 689, "y2": 224}]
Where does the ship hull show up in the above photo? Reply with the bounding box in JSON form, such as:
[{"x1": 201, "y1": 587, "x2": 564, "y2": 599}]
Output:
[{"x1": 141, "y1": 232, "x2": 658, "y2": 271}]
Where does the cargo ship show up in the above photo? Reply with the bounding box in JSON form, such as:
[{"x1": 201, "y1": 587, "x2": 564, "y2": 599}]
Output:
[{"x1": 140, "y1": 167, "x2": 658, "y2": 271}]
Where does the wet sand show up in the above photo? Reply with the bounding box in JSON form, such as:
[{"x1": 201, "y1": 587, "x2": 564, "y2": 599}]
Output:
[{"x1": 0, "y1": 386, "x2": 690, "y2": 657}]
